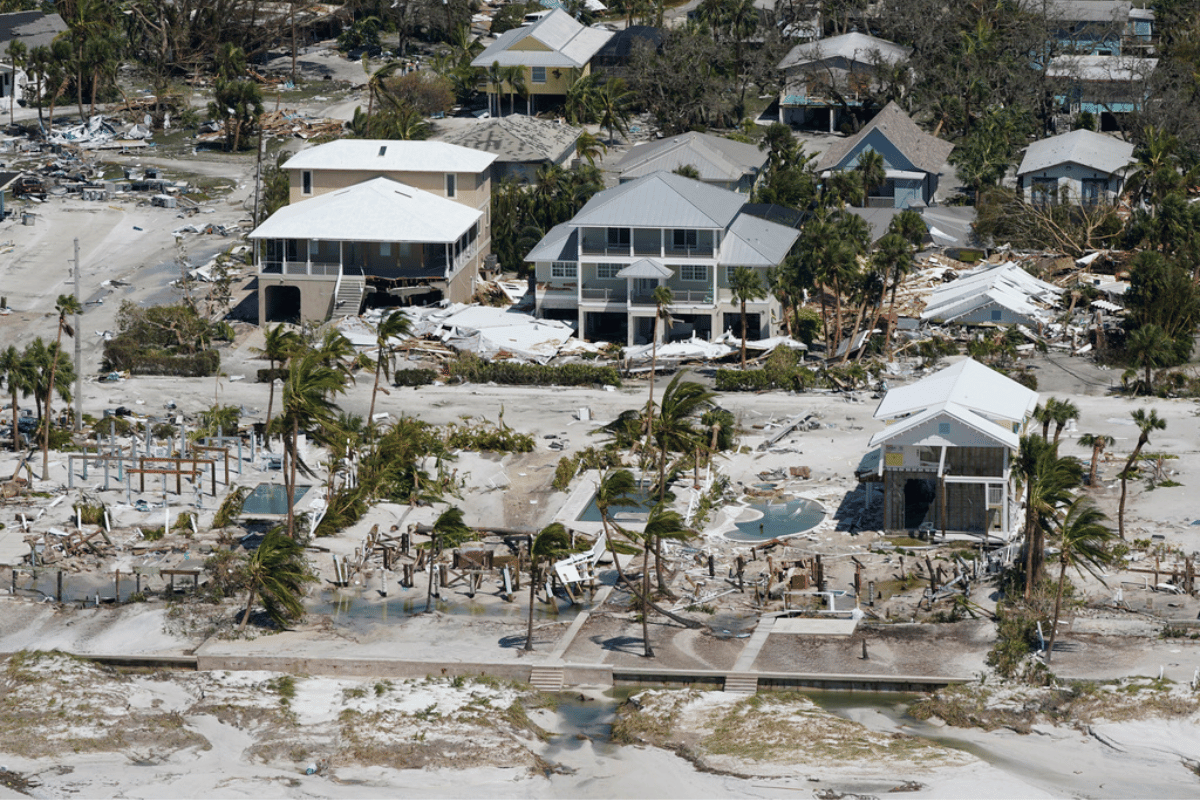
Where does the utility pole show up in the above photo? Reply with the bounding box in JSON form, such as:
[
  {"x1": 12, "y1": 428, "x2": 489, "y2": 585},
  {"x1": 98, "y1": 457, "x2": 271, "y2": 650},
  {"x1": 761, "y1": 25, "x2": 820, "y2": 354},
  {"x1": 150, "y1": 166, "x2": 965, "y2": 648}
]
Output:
[
  {"x1": 73, "y1": 238, "x2": 82, "y2": 433},
  {"x1": 253, "y1": 122, "x2": 264, "y2": 225}
]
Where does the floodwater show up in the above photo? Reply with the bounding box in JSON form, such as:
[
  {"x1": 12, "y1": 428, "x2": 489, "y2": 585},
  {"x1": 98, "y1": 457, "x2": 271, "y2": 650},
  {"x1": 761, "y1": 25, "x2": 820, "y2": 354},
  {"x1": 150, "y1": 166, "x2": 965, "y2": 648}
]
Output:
[{"x1": 726, "y1": 498, "x2": 825, "y2": 542}]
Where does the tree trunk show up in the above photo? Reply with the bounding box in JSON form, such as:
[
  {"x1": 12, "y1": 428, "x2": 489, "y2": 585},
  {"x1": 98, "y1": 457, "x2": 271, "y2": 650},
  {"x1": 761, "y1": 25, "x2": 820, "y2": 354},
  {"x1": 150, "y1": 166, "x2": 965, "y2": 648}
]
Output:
[
  {"x1": 10, "y1": 390, "x2": 18, "y2": 453},
  {"x1": 240, "y1": 585, "x2": 257, "y2": 630},
  {"x1": 885, "y1": 283, "x2": 899, "y2": 361},
  {"x1": 819, "y1": 290, "x2": 830, "y2": 355},
  {"x1": 42, "y1": 327, "x2": 63, "y2": 480},
  {"x1": 641, "y1": 535, "x2": 654, "y2": 657},
  {"x1": 1089, "y1": 443, "x2": 1101, "y2": 487},
  {"x1": 286, "y1": 417, "x2": 299, "y2": 538},
  {"x1": 1118, "y1": 440, "x2": 1145, "y2": 540},
  {"x1": 739, "y1": 298, "x2": 748, "y2": 367},
  {"x1": 840, "y1": 295, "x2": 869, "y2": 365},
  {"x1": 368, "y1": 346, "x2": 383, "y2": 432},
  {"x1": 264, "y1": 358, "x2": 276, "y2": 452},
  {"x1": 1023, "y1": 481, "x2": 1035, "y2": 601},
  {"x1": 524, "y1": 558, "x2": 536, "y2": 650},
  {"x1": 1046, "y1": 559, "x2": 1067, "y2": 664}
]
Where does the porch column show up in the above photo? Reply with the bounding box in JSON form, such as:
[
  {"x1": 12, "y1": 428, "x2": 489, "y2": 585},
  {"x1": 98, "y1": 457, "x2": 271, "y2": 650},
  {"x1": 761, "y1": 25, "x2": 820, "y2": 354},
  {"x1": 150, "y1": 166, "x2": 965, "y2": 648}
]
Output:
[
  {"x1": 659, "y1": 229, "x2": 664, "y2": 258},
  {"x1": 627, "y1": 312, "x2": 635, "y2": 348},
  {"x1": 339, "y1": 240, "x2": 344, "y2": 272},
  {"x1": 306, "y1": 239, "x2": 312, "y2": 273},
  {"x1": 281, "y1": 239, "x2": 288, "y2": 275}
]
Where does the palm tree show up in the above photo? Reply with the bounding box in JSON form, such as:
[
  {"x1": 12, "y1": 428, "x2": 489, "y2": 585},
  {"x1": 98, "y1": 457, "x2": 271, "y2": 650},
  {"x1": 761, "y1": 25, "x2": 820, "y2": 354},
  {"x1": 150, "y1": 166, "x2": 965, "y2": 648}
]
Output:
[
  {"x1": 0, "y1": 346, "x2": 33, "y2": 453},
  {"x1": 276, "y1": 350, "x2": 346, "y2": 538},
  {"x1": 368, "y1": 309, "x2": 412, "y2": 430},
  {"x1": 758, "y1": 122, "x2": 798, "y2": 173},
  {"x1": 1125, "y1": 324, "x2": 1170, "y2": 395},
  {"x1": 1077, "y1": 432, "x2": 1114, "y2": 488},
  {"x1": 643, "y1": 284, "x2": 674, "y2": 446},
  {"x1": 1050, "y1": 398, "x2": 1079, "y2": 444},
  {"x1": 254, "y1": 324, "x2": 302, "y2": 451},
  {"x1": 7, "y1": 39, "x2": 25, "y2": 126},
  {"x1": 499, "y1": 64, "x2": 525, "y2": 115},
  {"x1": 855, "y1": 149, "x2": 886, "y2": 207},
  {"x1": 42, "y1": 294, "x2": 81, "y2": 478},
  {"x1": 525, "y1": 522, "x2": 573, "y2": 651},
  {"x1": 637, "y1": 503, "x2": 694, "y2": 657},
  {"x1": 1045, "y1": 498, "x2": 1114, "y2": 664},
  {"x1": 575, "y1": 131, "x2": 607, "y2": 167},
  {"x1": 239, "y1": 528, "x2": 316, "y2": 630},
  {"x1": 729, "y1": 267, "x2": 767, "y2": 367},
  {"x1": 872, "y1": 232, "x2": 913, "y2": 361},
  {"x1": 1016, "y1": 434, "x2": 1083, "y2": 600},
  {"x1": 486, "y1": 61, "x2": 503, "y2": 117},
  {"x1": 595, "y1": 468, "x2": 639, "y2": 587},
  {"x1": 595, "y1": 78, "x2": 633, "y2": 144},
  {"x1": 1118, "y1": 408, "x2": 1165, "y2": 539},
  {"x1": 426, "y1": 505, "x2": 475, "y2": 612},
  {"x1": 363, "y1": 57, "x2": 405, "y2": 121}
]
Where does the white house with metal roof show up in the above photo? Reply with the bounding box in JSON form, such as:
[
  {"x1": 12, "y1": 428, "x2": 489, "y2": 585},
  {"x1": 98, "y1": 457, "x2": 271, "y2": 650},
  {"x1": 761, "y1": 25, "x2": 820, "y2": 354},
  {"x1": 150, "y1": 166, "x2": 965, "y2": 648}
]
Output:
[
  {"x1": 254, "y1": 139, "x2": 497, "y2": 323},
  {"x1": 471, "y1": 9, "x2": 613, "y2": 115},
  {"x1": 864, "y1": 358, "x2": 1038, "y2": 539},
  {"x1": 1016, "y1": 129, "x2": 1136, "y2": 205},
  {"x1": 921, "y1": 262, "x2": 1064, "y2": 327},
  {"x1": 525, "y1": 171, "x2": 799, "y2": 345},
  {"x1": 776, "y1": 32, "x2": 910, "y2": 130},
  {"x1": 614, "y1": 131, "x2": 768, "y2": 194}
]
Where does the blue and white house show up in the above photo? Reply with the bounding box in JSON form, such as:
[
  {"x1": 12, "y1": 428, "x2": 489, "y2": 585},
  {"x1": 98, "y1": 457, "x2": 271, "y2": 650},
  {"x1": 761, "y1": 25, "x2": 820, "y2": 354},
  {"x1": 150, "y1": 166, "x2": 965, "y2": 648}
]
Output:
[
  {"x1": 1016, "y1": 128, "x2": 1136, "y2": 205},
  {"x1": 812, "y1": 102, "x2": 954, "y2": 209}
]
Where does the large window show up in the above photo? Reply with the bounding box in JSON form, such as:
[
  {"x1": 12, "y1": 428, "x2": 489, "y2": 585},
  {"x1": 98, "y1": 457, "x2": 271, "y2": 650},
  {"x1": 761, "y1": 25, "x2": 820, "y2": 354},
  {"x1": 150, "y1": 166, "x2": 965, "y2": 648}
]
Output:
[
  {"x1": 551, "y1": 261, "x2": 577, "y2": 278},
  {"x1": 672, "y1": 229, "x2": 698, "y2": 250},
  {"x1": 680, "y1": 264, "x2": 707, "y2": 282},
  {"x1": 606, "y1": 228, "x2": 630, "y2": 249},
  {"x1": 596, "y1": 263, "x2": 621, "y2": 279},
  {"x1": 531, "y1": 66, "x2": 547, "y2": 84}
]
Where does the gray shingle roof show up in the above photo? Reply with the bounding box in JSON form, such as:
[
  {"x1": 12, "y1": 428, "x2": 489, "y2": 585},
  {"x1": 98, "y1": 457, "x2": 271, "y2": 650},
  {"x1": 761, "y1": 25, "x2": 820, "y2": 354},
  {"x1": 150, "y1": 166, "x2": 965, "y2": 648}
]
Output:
[
  {"x1": 615, "y1": 131, "x2": 767, "y2": 183},
  {"x1": 0, "y1": 11, "x2": 66, "y2": 56},
  {"x1": 439, "y1": 116, "x2": 582, "y2": 164},
  {"x1": 570, "y1": 171, "x2": 747, "y2": 229},
  {"x1": 471, "y1": 9, "x2": 613, "y2": 69},
  {"x1": 1017, "y1": 129, "x2": 1136, "y2": 176},
  {"x1": 814, "y1": 102, "x2": 953, "y2": 175},
  {"x1": 777, "y1": 32, "x2": 909, "y2": 71}
]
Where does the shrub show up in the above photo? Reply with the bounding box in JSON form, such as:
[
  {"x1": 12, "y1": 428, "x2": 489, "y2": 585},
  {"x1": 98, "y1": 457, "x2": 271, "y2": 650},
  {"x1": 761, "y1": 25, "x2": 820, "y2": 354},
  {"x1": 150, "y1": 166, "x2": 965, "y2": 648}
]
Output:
[
  {"x1": 714, "y1": 347, "x2": 816, "y2": 392},
  {"x1": 448, "y1": 353, "x2": 619, "y2": 387},
  {"x1": 102, "y1": 302, "x2": 221, "y2": 377},
  {"x1": 443, "y1": 420, "x2": 534, "y2": 453},
  {"x1": 257, "y1": 367, "x2": 288, "y2": 384},
  {"x1": 552, "y1": 456, "x2": 577, "y2": 491},
  {"x1": 394, "y1": 369, "x2": 437, "y2": 387}
]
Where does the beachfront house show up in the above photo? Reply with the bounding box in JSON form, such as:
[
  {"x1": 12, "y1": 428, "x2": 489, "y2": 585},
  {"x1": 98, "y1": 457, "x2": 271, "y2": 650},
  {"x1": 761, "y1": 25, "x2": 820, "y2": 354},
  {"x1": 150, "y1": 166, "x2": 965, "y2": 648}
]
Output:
[
  {"x1": 776, "y1": 32, "x2": 910, "y2": 131},
  {"x1": 812, "y1": 102, "x2": 954, "y2": 209},
  {"x1": 1016, "y1": 129, "x2": 1136, "y2": 205},
  {"x1": 253, "y1": 140, "x2": 496, "y2": 323},
  {"x1": 526, "y1": 171, "x2": 799, "y2": 345},
  {"x1": 470, "y1": 9, "x2": 613, "y2": 116},
  {"x1": 614, "y1": 131, "x2": 768, "y2": 194},
  {"x1": 862, "y1": 358, "x2": 1037, "y2": 540}
]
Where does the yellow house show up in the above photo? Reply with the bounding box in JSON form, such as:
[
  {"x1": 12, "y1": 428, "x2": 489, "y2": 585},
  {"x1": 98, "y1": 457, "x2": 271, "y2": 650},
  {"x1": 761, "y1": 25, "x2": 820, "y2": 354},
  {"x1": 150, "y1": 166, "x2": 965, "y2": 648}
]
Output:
[{"x1": 471, "y1": 9, "x2": 613, "y2": 115}]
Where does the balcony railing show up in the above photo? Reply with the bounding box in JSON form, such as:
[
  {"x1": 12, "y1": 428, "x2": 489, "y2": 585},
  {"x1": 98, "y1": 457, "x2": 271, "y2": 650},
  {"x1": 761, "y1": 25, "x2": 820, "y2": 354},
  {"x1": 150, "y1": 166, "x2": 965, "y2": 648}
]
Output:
[
  {"x1": 666, "y1": 244, "x2": 715, "y2": 258},
  {"x1": 631, "y1": 289, "x2": 713, "y2": 306},
  {"x1": 581, "y1": 243, "x2": 631, "y2": 256},
  {"x1": 258, "y1": 260, "x2": 340, "y2": 277},
  {"x1": 581, "y1": 287, "x2": 627, "y2": 302}
]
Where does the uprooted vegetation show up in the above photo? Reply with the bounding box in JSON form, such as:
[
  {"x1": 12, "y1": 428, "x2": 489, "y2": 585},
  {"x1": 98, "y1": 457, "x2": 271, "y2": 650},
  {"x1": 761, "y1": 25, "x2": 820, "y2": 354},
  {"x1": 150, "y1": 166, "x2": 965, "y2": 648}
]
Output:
[{"x1": 101, "y1": 302, "x2": 224, "y2": 377}]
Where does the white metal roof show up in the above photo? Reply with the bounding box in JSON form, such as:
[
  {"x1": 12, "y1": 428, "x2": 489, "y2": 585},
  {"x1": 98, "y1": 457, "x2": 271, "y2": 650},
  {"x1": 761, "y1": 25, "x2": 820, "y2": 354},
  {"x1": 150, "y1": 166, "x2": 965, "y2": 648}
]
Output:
[
  {"x1": 615, "y1": 131, "x2": 767, "y2": 183},
  {"x1": 1046, "y1": 54, "x2": 1157, "y2": 81},
  {"x1": 921, "y1": 262, "x2": 1062, "y2": 322},
  {"x1": 617, "y1": 259, "x2": 673, "y2": 278},
  {"x1": 873, "y1": 358, "x2": 1039, "y2": 423},
  {"x1": 722, "y1": 213, "x2": 800, "y2": 266},
  {"x1": 472, "y1": 8, "x2": 613, "y2": 69},
  {"x1": 249, "y1": 177, "x2": 481, "y2": 243},
  {"x1": 524, "y1": 222, "x2": 576, "y2": 262},
  {"x1": 868, "y1": 400, "x2": 1021, "y2": 450},
  {"x1": 777, "y1": 32, "x2": 909, "y2": 70},
  {"x1": 570, "y1": 171, "x2": 746, "y2": 229},
  {"x1": 1017, "y1": 129, "x2": 1136, "y2": 176},
  {"x1": 284, "y1": 139, "x2": 497, "y2": 174}
]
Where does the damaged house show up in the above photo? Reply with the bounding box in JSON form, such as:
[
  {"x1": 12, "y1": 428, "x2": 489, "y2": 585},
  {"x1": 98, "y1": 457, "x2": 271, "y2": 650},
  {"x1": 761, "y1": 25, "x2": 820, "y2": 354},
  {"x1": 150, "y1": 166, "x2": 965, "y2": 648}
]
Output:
[
  {"x1": 920, "y1": 261, "x2": 1063, "y2": 328},
  {"x1": 863, "y1": 358, "x2": 1037, "y2": 539},
  {"x1": 252, "y1": 140, "x2": 496, "y2": 323}
]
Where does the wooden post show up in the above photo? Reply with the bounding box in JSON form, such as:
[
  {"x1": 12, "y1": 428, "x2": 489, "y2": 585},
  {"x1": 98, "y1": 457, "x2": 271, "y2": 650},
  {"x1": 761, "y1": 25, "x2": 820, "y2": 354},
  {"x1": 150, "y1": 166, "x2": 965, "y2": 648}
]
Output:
[
  {"x1": 708, "y1": 554, "x2": 715, "y2": 578},
  {"x1": 868, "y1": 580, "x2": 875, "y2": 606},
  {"x1": 115, "y1": 569, "x2": 120, "y2": 602},
  {"x1": 57, "y1": 570, "x2": 63, "y2": 603},
  {"x1": 816, "y1": 554, "x2": 825, "y2": 593},
  {"x1": 735, "y1": 556, "x2": 745, "y2": 592},
  {"x1": 854, "y1": 561, "x2": 862, "y2": 598},
  {"x1": 135, "y1": 573, "x2": 141, "y2": 596}
]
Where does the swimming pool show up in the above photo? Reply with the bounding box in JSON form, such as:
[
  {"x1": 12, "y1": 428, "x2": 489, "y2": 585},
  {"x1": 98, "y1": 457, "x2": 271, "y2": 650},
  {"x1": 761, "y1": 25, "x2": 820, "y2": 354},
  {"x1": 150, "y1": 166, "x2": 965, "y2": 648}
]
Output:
[
  {"x1": 241, "y1": 483, "x2": 311, "y2": 517},
  {"x1": 725, "y1": 498, "x2": 825, "y2": 542}
]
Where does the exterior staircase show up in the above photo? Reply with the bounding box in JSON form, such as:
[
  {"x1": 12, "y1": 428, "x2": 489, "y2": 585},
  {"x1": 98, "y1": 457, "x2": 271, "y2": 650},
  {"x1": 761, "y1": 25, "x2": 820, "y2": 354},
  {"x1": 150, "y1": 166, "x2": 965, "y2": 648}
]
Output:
[
  {"x1": 333, "y1": 275, "x2": 365, "y2": 317},
  {"x1": 528, "y1": 665, "x2": 565, "y2": 692},
  {"x1": 723, "y1": 673, "x2": 759, "y2": 695}
]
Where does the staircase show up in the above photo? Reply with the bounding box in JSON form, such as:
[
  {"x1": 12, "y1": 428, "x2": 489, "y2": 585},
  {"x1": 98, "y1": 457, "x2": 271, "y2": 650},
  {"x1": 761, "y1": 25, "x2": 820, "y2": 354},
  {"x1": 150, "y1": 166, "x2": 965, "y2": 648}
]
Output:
[
  {"x1": 528, "y1": 665, "x2": 565, "y2": 692},
  {"x1": 723, "y1": 674, "x2": 759, "y2": 695},
  {"x1": 333, "y1": 275, "x2": 365, "y2": 317}
]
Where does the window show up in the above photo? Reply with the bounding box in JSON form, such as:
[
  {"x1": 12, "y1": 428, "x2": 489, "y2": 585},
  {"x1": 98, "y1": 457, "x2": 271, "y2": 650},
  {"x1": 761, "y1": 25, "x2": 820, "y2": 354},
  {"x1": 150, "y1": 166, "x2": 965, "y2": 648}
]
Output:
[
  {"x1": 938, "y1": 422, "x2": 951, "y2": 436},
  {"x1": 301, "y1": 170, "x2": 312, "y2": 196},
  {"x1": 606, "y1": 228, "x2": 630, "y2": 249},
  {"x1": 308, "y1": 240, "x2": 319, "y2": 256},
  {"x1": 1082, "y1": 178, "x2": 1106, "y2": 206},
  {"x1": 445, "y1": 173, "x2": 456, "y2": 198},
  {"x1": 988, "y1": 485, "x2": 1003, "y2": 505},
  {"x1": 380, "y1": 242, "x2": 391, "y2": 257},
  {"x1": 990, "y1": 309, "x2": 1002, "y2": 321},
  {"x1": 596, "y1": 263, "x2": 621, "y2": 279},
  {"x1": 680, "y1": 264, "x2": 707, "y2": 282},
  {"x1": 672, "y1": 229, "x2": 698, "y2": 250},
  {"x1": 551, "y1": 261, "x2": 577, "y2": 278},
  {"x1": 531, "y1": 66, "x2": 547, "y2": 84},
  {"x1": 1030, "y1": 177, "x2": 1054, "y2": 205}
]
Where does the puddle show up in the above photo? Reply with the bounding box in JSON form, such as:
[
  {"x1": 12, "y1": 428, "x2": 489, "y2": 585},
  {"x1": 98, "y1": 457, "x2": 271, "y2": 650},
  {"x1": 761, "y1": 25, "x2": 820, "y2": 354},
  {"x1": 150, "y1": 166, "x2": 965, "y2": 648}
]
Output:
[
  {"x1": 545, "y1": 693, "x2": 619, "y2": 755},
  {"x1": 726, "y1": 498, "x2": 824, "y2": 542}
]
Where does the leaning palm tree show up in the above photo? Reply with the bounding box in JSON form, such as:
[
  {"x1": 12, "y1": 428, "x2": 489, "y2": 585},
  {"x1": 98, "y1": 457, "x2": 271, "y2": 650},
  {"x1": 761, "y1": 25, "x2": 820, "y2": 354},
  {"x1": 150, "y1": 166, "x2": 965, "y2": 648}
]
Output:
[
  {"x1": 368, "y1": 309, "x2": 412, "y2": 431},
  {"x1": 1077, "y1": 432, "x2": 1114, "y2": 488},
  {"x1": 276, "y1": 350, "x2": 346, "y2": 538},
  {"x1": 239, "y1": 528, "x2": 317, "y2": 630},
  {"x1": 1118, "y1": 408, "x2": 1166, "y2": 539},
  {"x1": 42, "y1": 294, "x2": 81, "y2": 478},
  {"x1": 595, "y1": 468, "x2": 639, "y2": 586},
  {"x1": 729, "y1": 267, "x2": 767, "y2": 367},
  {"x1": 1045, "y1": 498, "x2": 1114, "y2": 664},
  {"x1": 1016, "y1": 434, "x2": 1083, "y2": 600},
  {"x1": 525, "y1": 522, "x2": 573, "y2": 651},
  {"x1": 1050, "y1": 398, "x2": 1080, "y2": 445},
  {"x1": 642, "y1": 284, "x2": 674, "y2": 447},
  {"x1": 0, "y1": 345, "x2": 34, "y2": 453},
  {"x1": 254, "y1": 323, "x2": 302, "y2": 451},
  {"x1": 574, "y1": 130, "x2": 607, "y2": 166},
  {"x1": 636, "y1": 503, "x2": 694, "y2": 658},
  {"x1": 871, "y1": 232, "x2": 913, "y2": 361}
]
